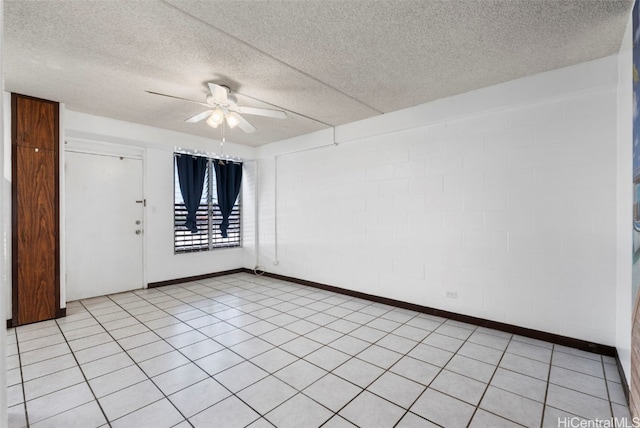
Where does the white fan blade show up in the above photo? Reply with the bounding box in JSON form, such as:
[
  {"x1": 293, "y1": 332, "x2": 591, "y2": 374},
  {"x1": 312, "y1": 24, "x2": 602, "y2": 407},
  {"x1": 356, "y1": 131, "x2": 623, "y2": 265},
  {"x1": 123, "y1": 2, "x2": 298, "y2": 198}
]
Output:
[
  {"x1": 208, "y1": 83, "x2": 228, "y2": 104},
  {"x1": 234, "y1": 113, "x2": 256, "y2": 134},
  {"x1": 185, "y1": 110, "x2": 213, "y2": 123},
  {"x1": 237, "y1": 106, "x2": 287, "y2": 119}
]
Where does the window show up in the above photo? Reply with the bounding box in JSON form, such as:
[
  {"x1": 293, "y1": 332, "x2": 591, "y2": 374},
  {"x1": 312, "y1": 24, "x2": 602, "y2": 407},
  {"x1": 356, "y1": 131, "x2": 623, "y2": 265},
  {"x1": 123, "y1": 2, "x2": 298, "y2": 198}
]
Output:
[{"x1": 174, "y1": 153, "x2": 241, "y2": 252}]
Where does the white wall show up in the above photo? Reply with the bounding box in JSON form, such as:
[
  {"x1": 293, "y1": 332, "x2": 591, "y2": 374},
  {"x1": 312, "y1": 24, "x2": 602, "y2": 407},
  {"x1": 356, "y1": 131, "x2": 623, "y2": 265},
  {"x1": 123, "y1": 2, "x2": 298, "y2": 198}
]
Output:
[
  {"x1": 242, "y1": 160, "x2": 258, "y2": 269},
  {"x1": 1, "y1": 106, "x2": 257, "y2": 318},
  {"x1": 2, "y1": 105, "x2": 257, "y2": 316},
  {"x1": 1, "y1": 0, "x2": 8, "y2": 425},
  {"x1": 617, "y1": 12, "x2": 633, "y2": 385},
  {"x1": 0, "y1": 48, "x2": 629, "y2": 355},
  {"x1": 64, "y1": 112, "x2": 255, "y2": 284},
  {"x1": 256, "y1": 56, "x2": 620, "y2": 346}
]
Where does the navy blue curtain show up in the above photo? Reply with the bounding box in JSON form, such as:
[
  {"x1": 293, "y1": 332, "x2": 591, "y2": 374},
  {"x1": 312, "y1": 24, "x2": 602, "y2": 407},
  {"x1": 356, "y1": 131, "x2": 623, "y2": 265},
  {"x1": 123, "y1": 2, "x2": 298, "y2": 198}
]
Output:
[
  {"x1": 176, "y1": 155, "x2": 208, "y2": 233},
  {"x1": 213, "y1": 161, "x2": 242, "y2": 238}
]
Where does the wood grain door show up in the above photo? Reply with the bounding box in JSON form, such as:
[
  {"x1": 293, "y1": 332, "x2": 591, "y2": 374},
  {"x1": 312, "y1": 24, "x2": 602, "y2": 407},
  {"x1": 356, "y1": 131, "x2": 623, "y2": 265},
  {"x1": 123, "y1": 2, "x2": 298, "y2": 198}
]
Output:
[
  {"x1": 15, "y1": 147, "x2": 58, "y2": 324},
  {"x1": 12, "y1": 93, "x2": 59, "y2": 326},
  {"x1": 15, "y1": 96, "x2": 57, "y2": 150}
]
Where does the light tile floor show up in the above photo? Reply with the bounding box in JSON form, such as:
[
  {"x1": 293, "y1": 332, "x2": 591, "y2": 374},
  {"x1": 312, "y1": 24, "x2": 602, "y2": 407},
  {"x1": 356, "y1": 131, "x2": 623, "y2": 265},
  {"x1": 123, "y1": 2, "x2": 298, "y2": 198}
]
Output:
[{"x1": 4, "y1": 273, "x2": 632, "y2": 427}]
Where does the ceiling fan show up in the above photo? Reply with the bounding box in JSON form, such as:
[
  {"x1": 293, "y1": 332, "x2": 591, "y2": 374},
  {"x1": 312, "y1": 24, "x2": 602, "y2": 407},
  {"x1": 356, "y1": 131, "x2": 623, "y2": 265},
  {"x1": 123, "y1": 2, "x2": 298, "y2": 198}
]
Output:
[{"x1": 146, "y1": 82, "x2": 287, "y2": 134}]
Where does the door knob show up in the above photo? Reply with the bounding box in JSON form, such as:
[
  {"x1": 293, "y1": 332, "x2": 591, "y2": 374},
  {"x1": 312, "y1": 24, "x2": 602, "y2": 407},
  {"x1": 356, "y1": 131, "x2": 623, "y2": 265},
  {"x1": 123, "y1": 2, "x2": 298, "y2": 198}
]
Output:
[{"x1": 135, "y1": 230, "x2": 142, "y2": 235}]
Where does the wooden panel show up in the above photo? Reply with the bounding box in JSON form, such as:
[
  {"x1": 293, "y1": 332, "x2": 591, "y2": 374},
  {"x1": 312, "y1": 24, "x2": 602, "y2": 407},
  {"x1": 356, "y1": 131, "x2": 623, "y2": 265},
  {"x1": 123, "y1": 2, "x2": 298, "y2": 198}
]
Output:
[
  {"x1": 12, "y1": 93, "x2": 60, "y2": 326},
  {"x1": 15, "y1": 95, "x2": 57, "y2": 150},
  {"x1": 15, "y1": 146, "x2": 58, "y2": 324}
]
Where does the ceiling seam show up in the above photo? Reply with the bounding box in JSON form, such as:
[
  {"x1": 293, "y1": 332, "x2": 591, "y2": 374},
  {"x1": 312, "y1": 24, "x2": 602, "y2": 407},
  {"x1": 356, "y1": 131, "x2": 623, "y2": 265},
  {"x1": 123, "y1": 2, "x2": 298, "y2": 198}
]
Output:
[
  {"x1": 234, "y1": 90, "x2": 334, "y2": 128},
  {"x1": 160, "y1": 0, "x2": 384, "y2": 116}
]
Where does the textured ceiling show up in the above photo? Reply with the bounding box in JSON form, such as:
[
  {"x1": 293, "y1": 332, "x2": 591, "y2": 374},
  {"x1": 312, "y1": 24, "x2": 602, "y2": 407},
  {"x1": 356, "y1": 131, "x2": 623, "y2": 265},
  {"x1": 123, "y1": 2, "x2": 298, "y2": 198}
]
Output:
[{"x1": 4, "y1": 0, "x2": 632, "y2": 147}]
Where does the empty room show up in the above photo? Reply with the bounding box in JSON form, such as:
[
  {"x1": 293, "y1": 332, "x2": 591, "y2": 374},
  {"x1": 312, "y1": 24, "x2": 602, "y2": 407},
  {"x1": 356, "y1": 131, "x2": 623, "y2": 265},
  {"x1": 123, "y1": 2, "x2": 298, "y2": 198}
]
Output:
[{"x1": 1, "y1": 0, "x2": 640, "y2": 427}]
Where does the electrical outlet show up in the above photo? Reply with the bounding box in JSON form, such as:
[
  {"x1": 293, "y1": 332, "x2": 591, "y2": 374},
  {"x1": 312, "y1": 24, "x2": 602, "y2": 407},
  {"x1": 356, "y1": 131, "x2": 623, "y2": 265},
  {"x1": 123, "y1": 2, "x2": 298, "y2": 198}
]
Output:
[
  {"x1": 273, "y1": 260, "x2": 279, "y2": 266},
  {"x1": 445, "y1": 291, "x2": 458, "y2": 299}
]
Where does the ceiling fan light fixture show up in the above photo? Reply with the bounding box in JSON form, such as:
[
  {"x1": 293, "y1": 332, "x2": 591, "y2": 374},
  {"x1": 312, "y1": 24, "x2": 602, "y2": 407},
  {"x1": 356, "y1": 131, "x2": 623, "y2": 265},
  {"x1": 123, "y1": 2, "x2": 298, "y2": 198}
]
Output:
[
  {"x1": 150, "y1": 82, "x2": 285, "y2": 134},
  {"x1": 206, "y1": 108, "x2": 224, "y2": 128},
  {"x1": 226, "y1": 112, "x2": 241, "y2": 129}
]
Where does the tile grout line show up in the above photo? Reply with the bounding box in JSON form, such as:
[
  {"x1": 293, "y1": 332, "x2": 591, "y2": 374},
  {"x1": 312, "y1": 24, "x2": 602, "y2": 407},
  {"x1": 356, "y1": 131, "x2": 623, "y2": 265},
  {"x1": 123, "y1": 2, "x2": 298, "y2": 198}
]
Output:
[
  {"x1": 11, "y1": 273, "x2": 627, "y2": 427},
  {"x1": 168, "y1": 276, "x2": 417, "y2": 425},
  {"x1": 146, "y1": 275, "x2": 633, "y2": 424},
  {"x1": 52, "y1": 313, "x2": 113, "y2": 428},
  {"x1": 316, "y1": 313, "x2": 446, "y2": 426},
  {"x1": 223, "y1": 274, "x2": 549, "y2": 426},
  {"x1": 105, "y1": 290, "x2": 247, "y2": 428},
  {"x1": 390, "y1": 319, "x2": 457, "y2": 427},
  {"x1": 177, "y1": 276, "x2": 352, "y2": 425},
  {"x1": 78, "y1": 297, "x2": 195, "y2": 427},
  {"x1": 98, "y1": 276, "x2": 326, "y2": 426},
  {"x1": 388, "y1": 324, "x2": 562, "y2": 426},
  {"x1": 115, "y1": 291, "x2": 261, "y2": 428},
  {"x1": 539, "y1": 343, "x2": 556, "y2": 428},
  {"x1": 13, "y1": 316, "x2": 116, "y2": 427},
  {"x1": 466, "y1": 334, "x2": 516, "y2": 428},
  {"x1": 318, "y1": 311, "x2": 474, "y2": 426},
  {"x1": 243, "y1": 275, "x2": 564, "y2": 373},
  {"x1": 153, "y1": 276, "x2": 333, "y2": 427},
  {"x1": 12, "y1": 328, "x2": 31, "y2": 428},
  {"x1": 32, "y1": 310, "x2": 556, "y2": 426},
  {"x1": 602, "y1": 352, "x2": 616, "y2": 419},
  {"x1": 412, "y1": 325, "x2": 523, "y2": 426},
  {"x1": 147, "y1": 275, "x2": 625, "y2": 425}
]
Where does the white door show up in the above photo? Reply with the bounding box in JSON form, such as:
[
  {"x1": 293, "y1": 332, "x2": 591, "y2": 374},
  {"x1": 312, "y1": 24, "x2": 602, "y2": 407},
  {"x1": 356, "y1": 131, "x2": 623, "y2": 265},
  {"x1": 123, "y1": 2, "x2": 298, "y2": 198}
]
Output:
[{"x1": 65, "y1": 150, "x2": 144, "y2": 301}]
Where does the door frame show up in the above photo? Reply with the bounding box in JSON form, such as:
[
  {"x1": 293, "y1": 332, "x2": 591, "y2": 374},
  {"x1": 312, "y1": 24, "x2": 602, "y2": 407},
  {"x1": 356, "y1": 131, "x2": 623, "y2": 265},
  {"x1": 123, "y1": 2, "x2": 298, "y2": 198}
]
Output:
[{"x1": 62, "y1": 138, "x2": 147, "y2": 304}]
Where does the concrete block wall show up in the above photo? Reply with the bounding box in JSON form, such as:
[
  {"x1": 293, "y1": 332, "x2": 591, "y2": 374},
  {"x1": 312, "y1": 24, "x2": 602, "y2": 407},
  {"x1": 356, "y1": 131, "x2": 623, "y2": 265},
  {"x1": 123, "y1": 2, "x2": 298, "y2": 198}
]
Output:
[{"x1": 256, "y1": 56, "x2": 620, "y2": 346}]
